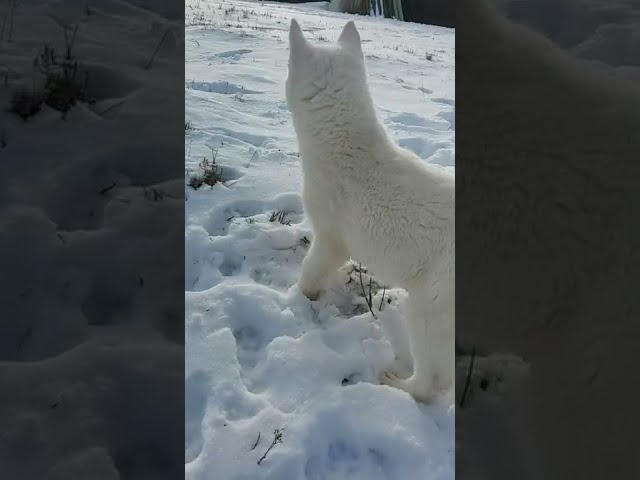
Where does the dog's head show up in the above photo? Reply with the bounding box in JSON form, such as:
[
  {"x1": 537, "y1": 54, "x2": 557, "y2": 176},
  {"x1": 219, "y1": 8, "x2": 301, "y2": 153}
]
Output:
[{"x1": 285, "y1": 19, "x2": 366, "y2": 110}]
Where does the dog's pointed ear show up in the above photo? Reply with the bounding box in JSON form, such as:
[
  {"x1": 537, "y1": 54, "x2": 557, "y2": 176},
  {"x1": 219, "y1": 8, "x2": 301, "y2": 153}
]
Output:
[
  {"x1": 289, "y1": 19, "x2": 311, "y2": 62},
  {"x1": 338, "y1": 21, "x2": 362, "y2": 55}
]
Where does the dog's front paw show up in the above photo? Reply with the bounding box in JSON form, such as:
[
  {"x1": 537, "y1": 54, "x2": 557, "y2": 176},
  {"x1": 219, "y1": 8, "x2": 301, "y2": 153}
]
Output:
[
  {"x1": 298, "y1": 283, "x2": 322, "y2": 301},
  {"x1": 302, "y1": 289, "x2": 321, "y2": 301},
  {"x1": 380, "y1": 370, "x2": 407, "y2": 387},
  {"x1": 379, "y1": 371, "x2": 439, "y2": 404},
  {"x1": 298, "y1": 276, "x2": 323, "y2": 301}
]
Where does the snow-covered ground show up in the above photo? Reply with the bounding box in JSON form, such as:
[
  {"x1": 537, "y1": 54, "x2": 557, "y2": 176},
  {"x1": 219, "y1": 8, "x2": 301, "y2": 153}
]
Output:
[{"x1": 185, "y1": 1, "x2": 454, "y2": 479}]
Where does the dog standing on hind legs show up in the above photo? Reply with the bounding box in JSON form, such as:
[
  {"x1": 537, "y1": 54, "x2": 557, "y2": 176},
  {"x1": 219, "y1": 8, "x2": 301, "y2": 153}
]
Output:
[{"x1": 285, "y1": 18, "x2": 455, "y2": 403}]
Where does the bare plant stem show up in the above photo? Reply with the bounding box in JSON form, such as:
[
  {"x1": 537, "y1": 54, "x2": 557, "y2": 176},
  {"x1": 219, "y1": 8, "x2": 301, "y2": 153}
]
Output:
[
  {"x1": 250, "y1": 432, "x2": 261, "y2": 451},
  {"x1": 459, "y1": 347, "x2": 476, "y2": 408},
  {"x1": 358, "y1": 263, "x2": 377, "y2": 319},
  {"x1": 145, "y1": 29, "x2": 170, "y2": 69},
  {"x1": 379, "y1": 287, "x2": 386, "y2": 311}
]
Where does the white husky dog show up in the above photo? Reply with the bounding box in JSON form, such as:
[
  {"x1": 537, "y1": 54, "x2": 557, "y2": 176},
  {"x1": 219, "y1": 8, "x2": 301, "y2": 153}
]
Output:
[{"x1": 285, "y1": 19, "x2": 455, "y2": 403}]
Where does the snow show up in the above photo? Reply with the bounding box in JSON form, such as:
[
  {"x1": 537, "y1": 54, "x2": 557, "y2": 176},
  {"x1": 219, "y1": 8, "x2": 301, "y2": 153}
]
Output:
[{"x1": 185, "y1": 1, "x2": 454, "y2": 479}]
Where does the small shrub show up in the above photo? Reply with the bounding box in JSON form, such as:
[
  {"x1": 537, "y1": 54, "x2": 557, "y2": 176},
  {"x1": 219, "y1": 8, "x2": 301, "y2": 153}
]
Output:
[
  {"x1": 257, "y1": 428, "x2": 284, "y2": 465},
  {"x1": 344, "y1": 262, "x2": 389, "y2": 316},
  {"x1": 41, "y1": 60, "x2": 91, "y2": 113},
  {"x1": 8, "y1": 27, "x2": 94, "y2": 120},
  {"x1": 268, "y1": 211, "x2": 292, "y2": 226},
  {"x1": 188, "y1": 176, "x2": 205, "y2": 189},
  {"x1": 36, "y1": 26, "x2": 94, "y2": 113},
  {"x1": 200, "y1": 156, "x2": 223, "y2": 186},
  {"x1": 9, "y1": 89, "x2": 43, "y2": 120},
  {"x1": 188, "y1": 152, "x2": 224, "y2": 190}
]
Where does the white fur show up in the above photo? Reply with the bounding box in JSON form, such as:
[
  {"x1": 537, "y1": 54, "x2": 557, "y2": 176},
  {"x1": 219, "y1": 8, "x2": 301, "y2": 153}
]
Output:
[{"x1": 285, "y1": 19, "x2": 455, "y2": 403}]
